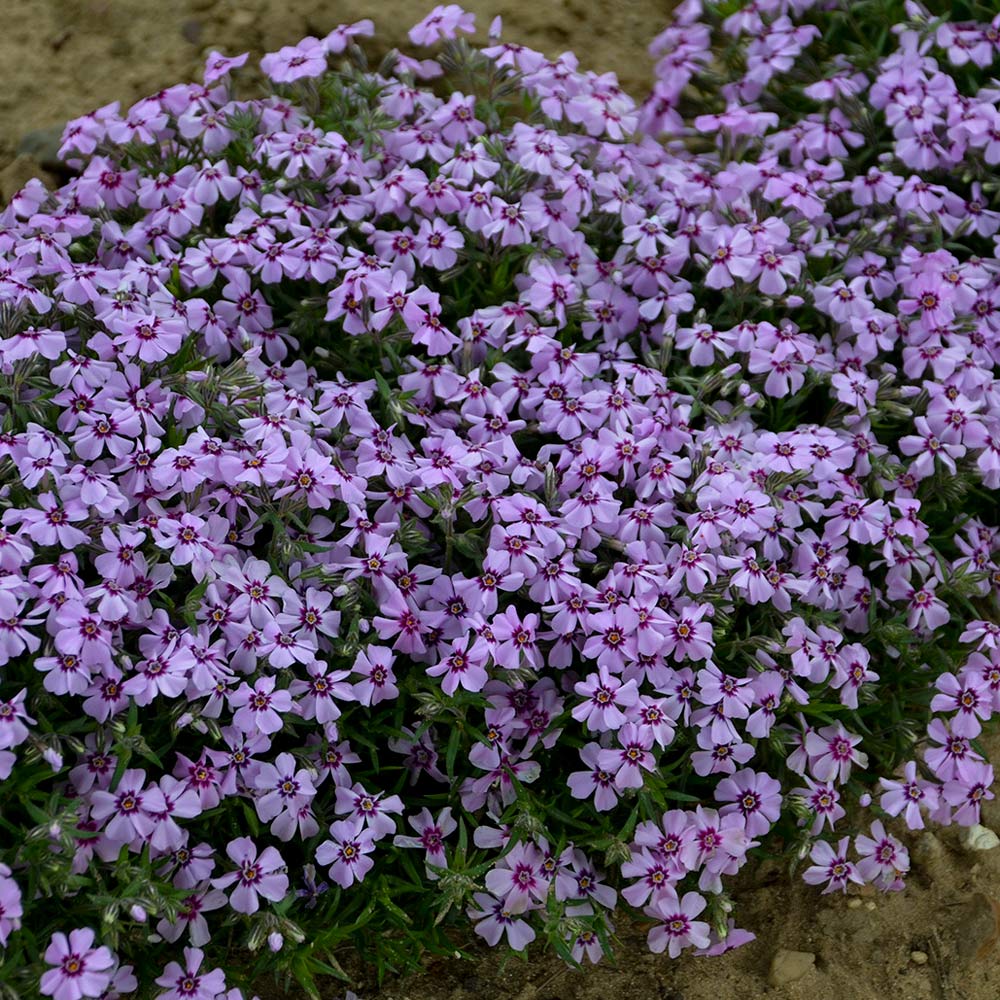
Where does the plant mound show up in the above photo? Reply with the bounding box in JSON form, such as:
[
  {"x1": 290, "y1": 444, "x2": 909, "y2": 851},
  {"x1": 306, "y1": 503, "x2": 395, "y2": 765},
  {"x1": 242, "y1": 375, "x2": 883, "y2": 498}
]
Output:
[{"x1": 2, "y1": 0, "x2": 1000, "y2": 996}]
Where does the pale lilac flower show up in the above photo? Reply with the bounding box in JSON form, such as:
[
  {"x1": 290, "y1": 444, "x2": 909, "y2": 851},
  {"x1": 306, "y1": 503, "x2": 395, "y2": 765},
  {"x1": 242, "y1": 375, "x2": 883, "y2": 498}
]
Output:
[
  {"x1": 392, "y1": 807, "x2": 457, "y2": 877},
  {"x1": 409, "y1": 5, "x2": 476, "y2": 45},
  {"x1": 567, "y1": 742, "x2": 621, "y2": 811},
  {"x1": 645, "y1": 890, "x2": 711, "y2": 957},
  {"x1": 467, "y1": 892, "x2": 536, "y2": 950},
  {"x1": 0, "y1": 864, "x2": 23, "y2": 946},
  {"x1": 879, "y1": 760, "x2": 939, "y2": 829},
  {"x1": 855, "y1": 821, "x2": 909, "y2": 891},
  {"x1": 315, "y1": 818, "x2": 376, "y2": 888},
  {"x1": 40, "y1": 928, "x2": 115, "y2": 1000},
  {"x1": 154, "y1": 948, "x2": 226, "y2": 1000},
  {"x1": 484, "y1": 842, "x2": 547, "y2": 914},
  {"x1": 805, "y1": 723, "x2": 868, "y2": 784},
  {"x1": 803, "y1": 837, "x2": 863, "y2": 894},
  {"x1": 211, "y1": 837, "x2": 288, "y2": 915}
]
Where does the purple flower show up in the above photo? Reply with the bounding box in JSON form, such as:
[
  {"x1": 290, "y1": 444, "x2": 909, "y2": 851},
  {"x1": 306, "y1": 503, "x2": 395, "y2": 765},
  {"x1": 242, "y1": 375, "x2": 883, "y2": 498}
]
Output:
[
  {"x1": 803, "y1": 837, "x2": 863, "y2": 894},
  {"x1": 596, "y1": 723, "x2": 656, "y2": 790},
  {"x1": 409, "y1": 4, "x2": 476, "y2": 45},
  {"x1": 698, "y1": 225, "x2": 755, "y2": 289},
  {"x1": 211, "y1": 837, "x2": 288, "y2": 915},
  {"x1": 0, "y1": 864, "x2": 23, "y2": 946},
  {"x1": 334, "y1": 782, "x2": 404, "y2": 840},
  {"x1": 40, "y1": 928, "x2": 115, "y2": 1000},
  {"x1": 392, "y1": 807, "x2": 457, "y2": 877},
  {"x1": 253, "y1": 753, "x2": 317, "y2": 841},
  {"x1": 567, "y1": 742, "x2": 621, "y2": 811},
  {"x1": 154, "y1": 948, "x2": 227, "y2": 1000},
  {"x1": 260, "y1": 37, "x2": 327, "y2": 83},
  {"x1": 878, "y1": 761, "x2": 939, "y2": 829},
  {"x1": 805, "y1": 723, "x2": 868, "y2": 784},
  {"x1": 942, "y1": 761, "x2": 995, "y2": 825},
  {"x1": 525, "y1": 260, "x2": 578, "y2": 325},
  {"x1": 316, "y1": 818, "x2": 376, "y2": 888},
  {"x1": 572, "y1": 667, "x2": 640, "y2": 732},
  {"x1": 930, "y1": 672, "x2": 991, "y2": 737},
  {"x1": 228, "y1": 677, "x2": 292, "y2": 735},
  {"x1": 645, "y1": 890, "x2": 711, "y2": 957},
  {"x1": 715, "y1": 769, "x2": 782, "y2": 837},
  {"x1": 484, "y1": 842, "x2": 547, "y2": 914},
  {"x1": 855, "y1": 821, "x2": 909, "y2": 892},
  {"x1": 350, "y1": 646, "x2": 399, "y2": 706},
  {"x1": 554, "y1": 849, "x2": 617, "y2": 910},
  {"x1": 89, "y1": 769, "x2": 155, "y2": 843},
  {"x1": 467, "y1": 892, "x2": 536, "y2": 951},
  {"x1": 790, "y1": 777, "x2": 845, "y2": 835}
]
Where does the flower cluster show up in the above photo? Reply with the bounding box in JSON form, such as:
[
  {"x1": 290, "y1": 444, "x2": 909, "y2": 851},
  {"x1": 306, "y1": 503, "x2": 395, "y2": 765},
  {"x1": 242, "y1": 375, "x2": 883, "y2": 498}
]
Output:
[{"x1": 1, "y1": 0, "x2": 1000, "y2": 994}]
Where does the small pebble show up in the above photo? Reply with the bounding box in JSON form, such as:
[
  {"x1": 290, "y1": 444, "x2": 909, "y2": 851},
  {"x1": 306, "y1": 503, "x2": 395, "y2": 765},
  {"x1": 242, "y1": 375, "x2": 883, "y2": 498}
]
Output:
[
  {"x1": 768, "y1": 949, "x2": 816, "y2": 987},
  {"x1": 864, "y1": 901, "x2": 877, "y2": 911},
  {"x1": 960, "y1": 823, "x2": 1000, "y2": 852},
  {"x1": 910, "y1": 950, "x2": 929, "y2": 965},
  {"x1": 847, "y1": 898, "x2": 862, "y2": 909}
]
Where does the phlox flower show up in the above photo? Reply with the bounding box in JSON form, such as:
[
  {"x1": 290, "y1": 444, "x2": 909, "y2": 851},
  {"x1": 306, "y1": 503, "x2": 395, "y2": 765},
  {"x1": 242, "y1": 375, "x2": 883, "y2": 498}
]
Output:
[
  {"x1": 855, "y1": 821, "x2": 909, "y2": 891},
  {"x1": 941, "y1": 760, "x2": 995, "y2": 825},
  {"x1": 596, "y1": 723, "x2": 656, "y2": 790},
  {"x1": 334, "y1": 782, "x2": 404, "y2": 840},
  {"x1": 805, "y1": 723, "x2": 868, "y2": 784},
  {"x1": 0, "y1": 864, "x2": 23, "y2": 946},
  {"x1": 554, "y1": 849, "x2": 617, "y2": 909},
  {"x1": 89, "y1": 769, "x2": 155, "y2": 843},
  {"x1": 930, "y1": 671, "x2": 991, "y2": 737},
  {"x1": 567, "y1": 743, "x2": 621, "y2": 811},
  {"x1": 467, "y1": 892, "x2": 536, "y2": 951},
  {"x1": 924, "y1": 718, "x2": 983, "y2": 783},
  {"x1": 253, "y1": 753, "x2": 317, "y2": 841},
  {"x1": 484, "y1": 842, "x2": 547, "y2": 914},
  {"x1": 211, "y1": 837, "x2": 288, "y2": 915},
  {"x1": 260, "y1": 37, "x2": 327, "y2": 84},
  {"x1": 525, "y1": 260, "x2": 578, "y2": 325},
  {"x1": 40, "y1": 928, "x2": 115, "y2": 1000},
  {"x1": 490, "y1": 607, "x2": 542, "y2": 671},
  {"x1": 645, "y1": 890, "x2": 711, "y2": 957},
  {"x1": 426, "y1": 632, "x2": 491, "y2": 694},
  {"x1": 392, "y1": 807, "x2": 457, "y2": 877},
  {"x1": 228, "y1": 677, "x2": 293, "y2": 735},
  {"x1": 316, "y1": 818, "x2": 376, "y2": 888},
  {"x1": 289, "y1": 663, "x2": 354, "y2": 725},
  {"x1": 0, "y1": 689, "x2": 34, "y2": 750},
  {"x1": 878, "y1": 760, "x2": 939, "y2": 829},
  {"x1": 350, "y1": 646, "x2": 399, "y2": 706},
  {"x1": 714, "y1": 768, "x2": 782, "y2": 837},
  {"x1": 802, "y1": 837, "x2": 863, "y2": 894},
  {"x1": 154, "y1": 947, "x2": 226, "y2": 1000},
  {"x1": 409, "y1": 4, "x2": 476, "y2": 45},
  {"x1": 572, "y1": 666, "x2": 640, "y2": 732},
  {"x1": 698, "y1": 225, "x2": 755, "y2": 289},
  {"x1": 620, "y1": 848, "x2": 677, "y2": 907}
]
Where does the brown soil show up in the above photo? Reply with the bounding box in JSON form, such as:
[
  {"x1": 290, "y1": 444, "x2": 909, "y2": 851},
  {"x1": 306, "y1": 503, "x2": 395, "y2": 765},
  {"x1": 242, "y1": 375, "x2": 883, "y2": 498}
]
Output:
[
  {"x1": 0, "y1": 0, "x2": 660, "y2": 198},
  {"x1": 2, "y1": 3, "x2": 999, "y2": 999}
]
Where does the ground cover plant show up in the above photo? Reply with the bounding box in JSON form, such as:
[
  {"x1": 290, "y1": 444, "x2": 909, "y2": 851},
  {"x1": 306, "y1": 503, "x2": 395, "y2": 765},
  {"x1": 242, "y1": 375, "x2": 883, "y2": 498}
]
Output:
[{"x1": 2, "y1": 0, "x2": 1000, "y2": 996}]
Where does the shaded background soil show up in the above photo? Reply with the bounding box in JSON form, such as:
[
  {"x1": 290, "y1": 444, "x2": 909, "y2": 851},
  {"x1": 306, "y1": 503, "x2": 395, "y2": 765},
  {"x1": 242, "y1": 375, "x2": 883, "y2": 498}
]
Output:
[
  {"x1": 2, "y1": 2, "x2": 1000, "y2": 998},
  {"x1": 0, "y1": 0, "x2": 662, "y2": 199}
]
